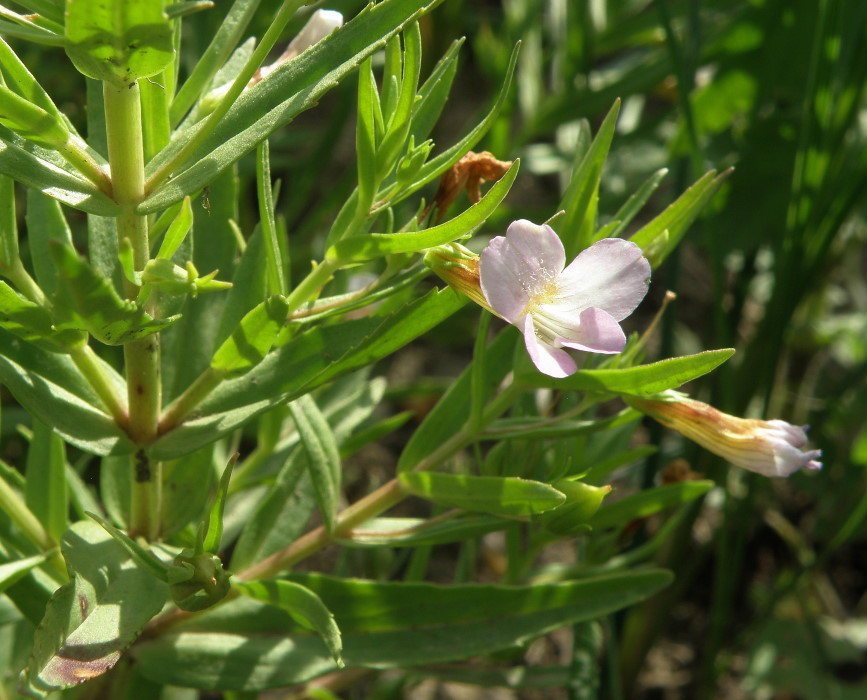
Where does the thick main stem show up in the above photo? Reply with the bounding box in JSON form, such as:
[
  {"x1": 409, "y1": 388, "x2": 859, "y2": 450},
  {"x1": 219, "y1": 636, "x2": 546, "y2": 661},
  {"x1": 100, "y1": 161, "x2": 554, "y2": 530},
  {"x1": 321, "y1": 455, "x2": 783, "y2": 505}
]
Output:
[{"x1": 104, "y1": 81, "x2": 161, "y2": 539}]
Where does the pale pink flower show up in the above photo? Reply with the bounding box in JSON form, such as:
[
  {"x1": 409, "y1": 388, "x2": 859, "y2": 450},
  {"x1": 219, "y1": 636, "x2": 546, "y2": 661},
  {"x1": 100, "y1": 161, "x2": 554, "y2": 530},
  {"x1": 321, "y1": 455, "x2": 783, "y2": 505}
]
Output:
[
  {"x1": 629, "y1": 393, "x2": 823, "y2": 477},
  {"x1": 479, "y1": 220, "x2": 651, "y2": 377}
]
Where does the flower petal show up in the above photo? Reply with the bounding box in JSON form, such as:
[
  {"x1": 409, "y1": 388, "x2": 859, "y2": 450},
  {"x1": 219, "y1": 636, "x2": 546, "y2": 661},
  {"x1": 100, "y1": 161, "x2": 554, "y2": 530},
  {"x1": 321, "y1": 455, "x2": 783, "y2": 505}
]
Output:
[
  {"x1": 522, "y1": 314, "x2": 576, "y2": 378},
  {"x1": 557, "y1": 238, "x2": 651, "y2": 321},
  {"x1": 480, "y1": 220, "x2": 565, "y2": 322},
  {"x1": 559, "y1": 307, "x2": 626, "y2": 354}
]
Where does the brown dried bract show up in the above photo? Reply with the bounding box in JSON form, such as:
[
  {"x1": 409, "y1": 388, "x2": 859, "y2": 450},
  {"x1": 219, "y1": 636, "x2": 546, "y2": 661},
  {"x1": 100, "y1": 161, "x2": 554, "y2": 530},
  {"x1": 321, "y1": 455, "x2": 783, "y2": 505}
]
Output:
[{"x1": 422, "y1": 151, "x2": 513, "y2": 224}]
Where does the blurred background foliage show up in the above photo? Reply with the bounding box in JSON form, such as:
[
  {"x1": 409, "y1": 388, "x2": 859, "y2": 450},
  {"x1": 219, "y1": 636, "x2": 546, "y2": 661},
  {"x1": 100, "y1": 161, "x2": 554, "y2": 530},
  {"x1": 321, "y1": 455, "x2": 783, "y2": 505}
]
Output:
[{"x1": 3, "y1": 0, "x2": 865, "y2": 697}]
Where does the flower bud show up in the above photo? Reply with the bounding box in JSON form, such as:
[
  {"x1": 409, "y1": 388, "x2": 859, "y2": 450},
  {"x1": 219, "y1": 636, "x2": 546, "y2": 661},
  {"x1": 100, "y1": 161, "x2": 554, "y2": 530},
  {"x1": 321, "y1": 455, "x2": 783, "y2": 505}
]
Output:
[
  {"x1": 424, "y1": 243, "x2": 492, "y2": 312},
  {"x1": 199, "y1": 10, "x2": 344, "y2": 115},
  {"x1": 536, "y1": 480, "x2": 613, "y2": 535},
  {"x1": 628, "y1": 392, "x2": 822, "y2": 478},
  {"x1": 170, "y1": 551, "x2": 231, "y2": 612}
]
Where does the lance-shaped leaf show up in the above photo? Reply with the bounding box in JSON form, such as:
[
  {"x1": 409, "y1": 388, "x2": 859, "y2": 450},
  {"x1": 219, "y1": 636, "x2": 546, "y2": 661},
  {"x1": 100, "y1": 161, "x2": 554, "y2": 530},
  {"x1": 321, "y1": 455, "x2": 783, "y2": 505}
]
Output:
[
  {"x1": 133, "y1": 570, "x2": 672, "y2": 691},
  {"x1": 170, "y1": 0, "x2": 263, "y2": 125},
  {"x1": 25, "y1": 420, "x2": 68, "y2": 542},
  {"x1": 337, "y1": 514, "x2": 506, "y2": 548},
  {"x1": 0, "y1": 84, "x2": 68, "y2": 148},
  {"x1": 0, "y1": 282, "x2": 86, "y2": 351},
  {"x1": 524, "y1": 349, "x2": 735, "y2": 395},
  {"x1": 400, "y1": 472, "x2": 565, "y2": 517},
  {"x1": 0, "y1": 331, "x2": 133, "y2": 456},
  {"x1": 0, "y1": 134, "x2": 119, "y2": 216},
  {"x1": 20, "y1": 520, "x2": 167, "y2": 696},
  {"x1": 590, "y1": 481, "x2": 714, "y2": 530},
  {"x1": 554, "y1": 99, "x2": 620, "y2": 257},
  {"x1": 0, "y1": 36, "x2": 65, "y2": 123},
  {"x1": 327, "y1": 160, "x2": 519, "y2": 264},
  {"x1": 64, "y1": 0, "x2": 174, "y2": 85},
  {"x1": 630, "y1": 169, "x2": 731, "y2": 268},
  {"x1": 155, "y1": 195, "x2": 194, "y2": 260},
  {"x1": 201, "y1": 454, "x2": 237, "y2": 555},
  {"x1": 87, "y1": 512, "x2": 193, "y2": 585},
  {"x1": 140, "y1": 0, "x2": 445, "y2": 213},
  {"x1": 288, "y1": 395, "x2": 341, "y2": 533},
  {"x1": 211, "y1": 295, "x2": 289, "y2": 376},
  {"x1": 50, "y1": 243, "x2": 179, "y2": 345},
  {"x1": 236, "y1": 580, "x2": 343, "y2": 667},
  {"x1": 0, "y1": 552, "x2": 53, "y2": 595},
  {"x1": 150, "y1": 287, "x2": 464, "y2": 460}
]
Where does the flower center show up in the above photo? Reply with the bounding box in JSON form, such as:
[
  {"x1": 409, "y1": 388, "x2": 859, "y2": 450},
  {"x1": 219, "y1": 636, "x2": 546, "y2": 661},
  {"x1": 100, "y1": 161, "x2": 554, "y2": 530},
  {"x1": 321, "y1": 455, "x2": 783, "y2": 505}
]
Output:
[{"x1": 523, "y1": 271, "x2": 559, "y2": 316}]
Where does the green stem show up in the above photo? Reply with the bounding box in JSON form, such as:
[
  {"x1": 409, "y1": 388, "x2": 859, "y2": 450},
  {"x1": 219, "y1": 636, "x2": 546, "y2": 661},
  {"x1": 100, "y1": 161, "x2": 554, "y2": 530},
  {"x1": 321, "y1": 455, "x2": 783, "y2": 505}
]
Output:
[
  {"x1": 283, "y1": 258, "x2": 339, "y2": 317},
  {"x1": 104, "y1": 80, "x2": 161, "y2": 538},
  {"x1": 158, "y1": 367, "x2": 223, "y2": 435},
  {"x1": 145, "y1": 0, "x2": 307, "y2": 194},
  {"x1": 69, "y1": 345, "x2": 129, "y2": 430},
  {"x1": 129, "y1": 452, "x2": 162, "y2": 541},
  {"x1": 3, "y1": 259, "x2": 46, "y2": 306},
  {"x1": 57, "y1": 134, "x2": 113, "y2": 198},
  {"x1": 237, "y1": 382, "x2": 525, "y2": 581},
  {"x1": 159, "y1": 258, "x2": 340, "y2": 434}
]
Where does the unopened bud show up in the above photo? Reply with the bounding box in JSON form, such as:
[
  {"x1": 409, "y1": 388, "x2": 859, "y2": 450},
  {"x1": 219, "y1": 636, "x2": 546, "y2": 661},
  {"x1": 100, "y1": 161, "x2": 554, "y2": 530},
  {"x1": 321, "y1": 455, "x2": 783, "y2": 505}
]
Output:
[{"x1": 627, "y1": 392, "x2": 822, "y2": 478}]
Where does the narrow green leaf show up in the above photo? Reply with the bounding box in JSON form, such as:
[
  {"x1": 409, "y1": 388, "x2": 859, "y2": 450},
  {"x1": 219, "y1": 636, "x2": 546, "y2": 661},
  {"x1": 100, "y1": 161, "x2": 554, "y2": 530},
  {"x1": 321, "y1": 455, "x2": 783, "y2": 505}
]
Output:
[
  {"x1": 399, "y1": 329, "x2": 516, "y2": 472},
  {"x1": 236, "y1": 579, "x2": 343, "y2": 666},
  {"x1": 256, "y1": 141, "x2": 284, "y2": 296},
  {"x1": 630, "y1": 169, "x2": 731, "y2": 267},
  {"x1": 211, "y1": 295, "x2": 289, "y2": 376},
  {"x1": 25, "y1": 188, "x2": 72, "y2": 298},
  {"x1": 0, "y1": 281, "x2": 86, "y2": 351},
  {"x1": 526, "y1": 349, "x2": 736, "y2": 395},
  {"x1": 555, "y1": 99, "x2": 621, "y2": 256},
  {"x1": 376, "y1": 22, "x2": 422, "y2": 180},
  {"x1": 229, "y1": 445, "x2": 313, "y2": 571},
  {"x1": 24, "y1": 420, "x2": 67, "y2": 542},
  {"x1": 161, "y1": 166, "x2": 241, "y2": 400},
  {"x1": 0, "y1": 36, "x2": 64, "y2": 122},
  {"x1": 0, "y1": 331, "x2": 133, "y2": 456},
  {"x1": 202, "y1": 454, "x2": 237, "y2": 554},
  {"x1": 21, "y1": 520, "x2": 168, "y2": 695},
  {"x1": 161, "y1": 443, "x2": 218, "y2": 537},
  {"x1": 141, "y1": 0, "x2": 444, "y2": 213},
  {"x1": 603, "y1": 167, "x2": 669, "y2": 240},
  {"x1": 385, "y1": 41, "x2": 520, "y2": 210},
  {"x1": 4, "y1": 1, "x2": 63, "y2": 25},
  {"x1": 156, "y1": 196, "x2": 194, "y2": 260},
  {"x1": 170, "y1": 0, "x2": 262, "y2": 126},
  {"x1": 0, "y1": 552, "x2": 51, "y2": 594},
  {"x1": 400, "y1": 472, "x2": 565, "y2": 517},
  {"x1": 355, "y1": 57, "x2": 379, "y2": 214},
  {"x1": 483, "y1": 410, "x2": 639, "y2": 442},
  {"x1": 64, "y1": 0, "x2": 174, "y2": 85},
  {"x1": 0, "y1": 84, "x2": 67, "y2": 147},
  {"x1": 338, "y1": 514, "x2": 505, "y2": 548},
  {"x1": 86, "y1": 511, "x2": 178, "y2": 584},
  {"x1": 410, "y1": 38, "x2": 463, "y2": 145},
  {"x1": 166, "y1": 1, "x2": 215, "y2": 19},
  {"x1": 0, "y1": 18, "x2": 63, "y2": 46},
  {"x1": 329, "y1": 160, "x2": 519, "y2": 263},
  {"x1": 288, "y1": 395, "x2": 341, "y2": 533},
  {"x1": 50, "y1": 243, "x2": 179, "y2": 345},
  {"x1": 590, "y1": 481, "x2": 714, "y2": 530},
  {"x1": 150, "y1": 287, "x2": 464, "y2": 460},
  {"x1": 0, "y1": 173, "x2": 17, "y2": 266},
  {"x1": 133, "y1": 570, "x2": 672, "y2": 690},
  {"x1": 0, "y1": 134, "x2": 119, "y2": 216}
]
